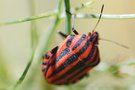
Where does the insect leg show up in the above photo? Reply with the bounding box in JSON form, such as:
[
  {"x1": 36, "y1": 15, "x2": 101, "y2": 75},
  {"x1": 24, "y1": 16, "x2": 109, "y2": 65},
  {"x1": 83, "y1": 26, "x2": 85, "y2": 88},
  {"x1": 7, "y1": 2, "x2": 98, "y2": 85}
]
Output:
[
  {"x1": 72, "y1": 15, "x2": 79, "y2": 35},
  {"x1": 66, "y1": 10, "x2": 79, "y2": 35},
  {"x1": 58, "y1": 31, "x2": 68, "y2": 38}
]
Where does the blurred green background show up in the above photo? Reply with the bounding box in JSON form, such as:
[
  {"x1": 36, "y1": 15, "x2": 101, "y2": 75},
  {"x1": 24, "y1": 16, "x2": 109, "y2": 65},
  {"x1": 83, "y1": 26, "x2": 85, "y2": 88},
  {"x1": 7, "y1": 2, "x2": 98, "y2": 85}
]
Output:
[{"x1": 0, "y1": 0, "x2": 135, "y2": 90}]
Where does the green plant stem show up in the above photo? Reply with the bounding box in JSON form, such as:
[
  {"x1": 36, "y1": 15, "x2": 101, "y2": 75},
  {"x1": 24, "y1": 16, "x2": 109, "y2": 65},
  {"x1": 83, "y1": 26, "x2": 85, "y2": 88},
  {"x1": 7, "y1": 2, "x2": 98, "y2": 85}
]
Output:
[
  {"x1": 64, "y1": 0, "x2": 71, "y2": 34},
  {"x1": 0, "y1": 11, "x2": 56, "y2": 26},
  {"x1": 29, "y1": 0, "x2": 38, "y2": 48},
  {"x1": 10, "y1": 0, "x2": 63, "y2": 90},
  {"x1": 12, "y1": 51, "x2": 35, "y2": 90},
  {"x1": 1, "y1": 13, "x2": 135, "y2": 27},
  {"x1": 11, "y1": 1, "x2": 39, "y2": 90},
  {"x1": 36, "y1": 0, "x2": 63, "y2": 55},
  {"x1": 0, "y1": 0, "x2": 135, "y2": 27}
]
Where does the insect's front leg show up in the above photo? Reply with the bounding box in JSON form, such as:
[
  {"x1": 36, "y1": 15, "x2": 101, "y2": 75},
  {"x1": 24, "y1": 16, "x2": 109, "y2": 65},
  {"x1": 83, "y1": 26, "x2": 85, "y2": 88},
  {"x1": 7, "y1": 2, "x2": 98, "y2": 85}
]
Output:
[
  {"x1": 71, "y1": 14, "x2": 79, "y2": 35},
  {"x1": 42, "y1": 46, "x2": 58, "y2": 75},
  {"x1": 66, "y1": 10, "x2": 79, "y2": 35},
  {"x1": 58, "y1": 31, "x2": 68, "y2": 38}
]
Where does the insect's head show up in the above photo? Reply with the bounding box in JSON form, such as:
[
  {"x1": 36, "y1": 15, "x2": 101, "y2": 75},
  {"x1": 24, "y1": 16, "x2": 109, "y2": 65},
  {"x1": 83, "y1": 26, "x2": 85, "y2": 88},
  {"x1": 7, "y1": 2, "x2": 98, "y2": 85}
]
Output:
[{"x1": 88, "y1": 31, "x2": 99, "y2": 45}]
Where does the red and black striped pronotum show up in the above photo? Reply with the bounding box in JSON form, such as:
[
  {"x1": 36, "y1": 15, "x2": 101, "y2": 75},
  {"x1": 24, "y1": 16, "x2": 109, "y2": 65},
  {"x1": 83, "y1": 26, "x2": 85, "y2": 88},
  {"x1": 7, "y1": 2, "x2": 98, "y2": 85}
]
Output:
[{"x1": 42, "y1": 5, "x2": 103, "y2": 85}]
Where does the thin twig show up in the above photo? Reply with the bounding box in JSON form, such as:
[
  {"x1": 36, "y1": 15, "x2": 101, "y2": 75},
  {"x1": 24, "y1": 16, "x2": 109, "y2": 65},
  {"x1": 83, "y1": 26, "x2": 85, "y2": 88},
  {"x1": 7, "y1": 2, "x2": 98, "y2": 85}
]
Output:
[
  {"x1": 9, "y1": 0, "x2": 63, "y2": 90},
  {"x1": 0, "y1": 13, "x2": 135, "y2": 27},
  {"x1": 75, "y1": 13, "x2": 135, "y2": 19},
  {"x1": 0, "y1": 11, "x2": 56, "y2": 26},
  {"x1": 29, "y1": 0, "x2": 39, "y2": 48},
  {"x1": 12, "y1": 51, "x2": 35, "y2": 90},
  {"x1": 64, "y1": 0, "x2": 71, "y2": 34}
]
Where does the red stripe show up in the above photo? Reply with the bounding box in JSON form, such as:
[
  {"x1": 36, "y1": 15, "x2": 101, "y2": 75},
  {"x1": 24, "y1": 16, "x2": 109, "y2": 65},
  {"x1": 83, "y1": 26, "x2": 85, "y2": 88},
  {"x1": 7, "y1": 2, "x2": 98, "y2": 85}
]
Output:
[
  {"x1": 57, "y1": 36, "x2": 70, "y2": 55},
  {"x1": 88, "y1": 53, "x2": 100, "y2": 67},
  {"x1": 46, "y1": 36, "x2": 88, "y2": 82},
  {"x1": 68, "y1": 50, "x2": 99, "y2": 83},
  {"x1": 84, "y1": 46, "x2": 98, "y2": 65},
  {"x1": 68, "y1": 55, "x2": 99, "y2": 83},
  {"x1": 78, "y1": 42, "x2": 93, "y2": 60},
  {"x1": 68, "y1": 68, "x2": 92, "y2": 83},
  {"x1": 42, "y1": 65, "x2": 46, "y2": 75},
  {"x1": 55, "y1": 44, "x2": 96, "y2": 84},
  {"x1": 70, "y1": 35, "x2": 82, "y2": 49}
]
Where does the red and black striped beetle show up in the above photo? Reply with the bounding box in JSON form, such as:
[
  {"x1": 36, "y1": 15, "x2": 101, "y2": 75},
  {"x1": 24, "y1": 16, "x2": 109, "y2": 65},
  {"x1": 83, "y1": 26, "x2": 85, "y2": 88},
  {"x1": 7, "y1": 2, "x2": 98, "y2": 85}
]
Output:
[{"x1": 42, "y1": 5, "x2": 103, "y2": 85}]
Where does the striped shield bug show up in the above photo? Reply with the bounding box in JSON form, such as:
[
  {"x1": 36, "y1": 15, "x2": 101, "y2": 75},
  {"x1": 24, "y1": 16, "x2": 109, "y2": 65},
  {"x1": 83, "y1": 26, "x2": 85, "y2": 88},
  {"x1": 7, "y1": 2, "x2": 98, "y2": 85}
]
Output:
[{"x1": 42, "y1": 5, "x2": 128, "y2": 85}]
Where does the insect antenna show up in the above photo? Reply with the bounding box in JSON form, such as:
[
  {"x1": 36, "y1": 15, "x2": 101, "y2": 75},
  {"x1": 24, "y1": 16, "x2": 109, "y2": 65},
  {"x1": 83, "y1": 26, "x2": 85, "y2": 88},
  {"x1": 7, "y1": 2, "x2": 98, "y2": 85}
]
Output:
[
  {"x1": 100, "y1": 38, "x2": 129, "y2": 49},
  {"x1": 93, "y1": 5, "x2": 129, "y2": 49},
  {"x1": 92, "y1": 4, "x2": 104, "y2": 32}
]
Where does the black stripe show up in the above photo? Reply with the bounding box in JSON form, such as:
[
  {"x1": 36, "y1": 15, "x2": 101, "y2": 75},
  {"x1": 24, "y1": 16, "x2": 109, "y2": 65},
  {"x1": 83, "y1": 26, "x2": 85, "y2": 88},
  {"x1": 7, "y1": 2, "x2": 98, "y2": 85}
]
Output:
[
  {"x1": 42, "y1": 62, "x2": 47, "y2": 65},
  {"x1": 68, "y1": 73, "x2": 88, "y2": 84},
  {"x1": 88, "y1": 56, "x2": 100, "y2": 67},
  {"x1": 44, "y1": 46, "x2": 58, "y2": 63},
  {"x1": 84, "y1": 46, "x2": 98, "y2": 66},
  {"x1": 84, "y1": 46, "x2": 99, "y2": 68},
  {"x1": 48, "y1": 54, "x2": 78, "y2": 78},
  {"x1": 72, "y1": 34, "x2": 86, "y2": 50},
  {"x1": 66, "y1": 49, "x2": 98, "y2": 82},
  {"x1": 54, "y1": 35, "x2": 75, "y2": 63},
  {"x1": 76, "y1": 41, "x2": 89, "y2": 56},
  {"x1": 87, "y1": 48, "x2": 100, "y2": 67},
  {"x1": 48, "y1": 39, "x2": 90, "y2": 78},
  {"x1": 43, "y1": 54, "x2": 50, "y2": 59},
  {"x1": 42, "y1": 68, "x2": 47, "y2": 72},
  {"x1": 45, "y1": 35, "x2": 75, "y2": 75},
  {"x1": 66, "y1": 35, "x2": 75, "y2": 47},
  {"x1": 55, "y1": 48, "x2": 70, "y2": 63},
  {"x1": 43, "y1": 46, "x2": 59, "y2": 75},
  {"x1": 42, "y1": 62, "x2": 48, "y2": 73},
  {"x1": 50, "y1": 46, "x2": 59, "y2": 54},
  {"x1": 53, "y1": 45, "x2": 96, "y2": 82}
]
